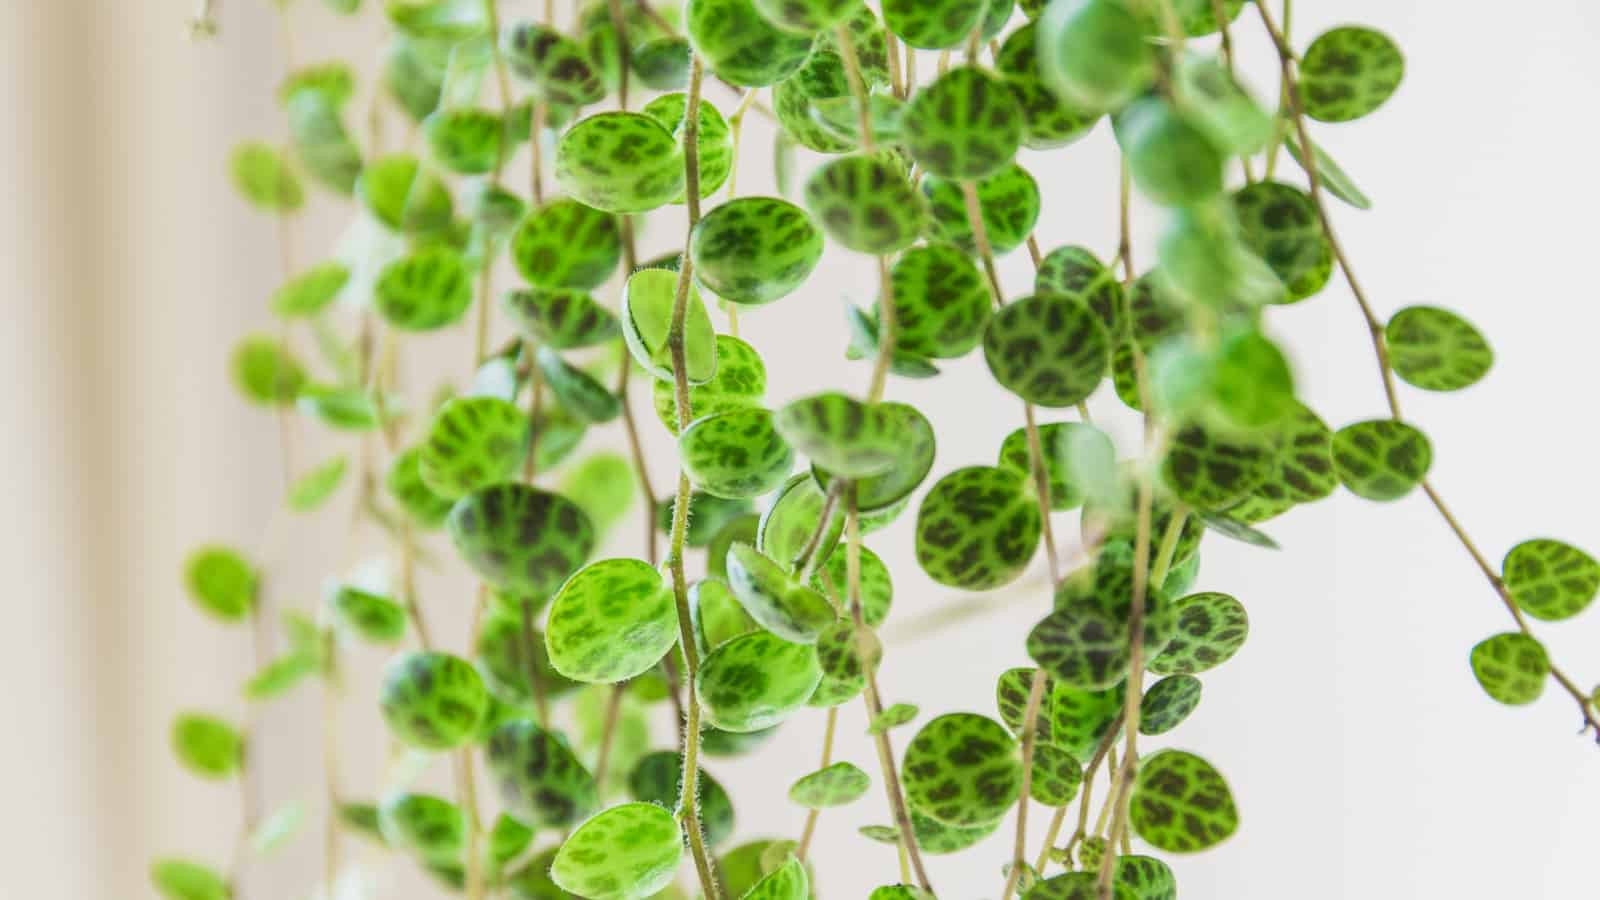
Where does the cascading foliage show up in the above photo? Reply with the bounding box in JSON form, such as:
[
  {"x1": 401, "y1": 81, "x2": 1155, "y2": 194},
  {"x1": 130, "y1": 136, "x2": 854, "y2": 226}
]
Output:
[{"x1": 163, "y1": 0, "x2": 1600, "y2": 898}]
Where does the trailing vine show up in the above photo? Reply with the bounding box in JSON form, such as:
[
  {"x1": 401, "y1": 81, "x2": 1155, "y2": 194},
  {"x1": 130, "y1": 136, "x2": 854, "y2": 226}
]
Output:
[{"x1": 160, "y1": 1, "x2": 1598, "y2": 899}]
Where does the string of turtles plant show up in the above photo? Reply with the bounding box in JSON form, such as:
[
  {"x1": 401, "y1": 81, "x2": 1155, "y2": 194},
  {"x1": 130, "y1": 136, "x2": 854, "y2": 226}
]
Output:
[{"x1": 160, "y1": 0, "x2": 1599, "y2": 898}]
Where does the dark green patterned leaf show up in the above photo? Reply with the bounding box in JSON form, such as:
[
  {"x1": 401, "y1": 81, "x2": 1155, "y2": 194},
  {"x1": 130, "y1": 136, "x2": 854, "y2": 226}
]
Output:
[
  {"x1": 922, "y1": 163, "x2": 1040, "y2": 257},
  {"x1": 379, "y1": 791, "x2": 466, "y2": 861},
  {"x1": 757, "y1": 473, "x2": 844, "y2": 569},
  {"x1": 628, "y1": 751, "x2": 736, "y2": 846},
  {"x1": 1470, "y1": 632, "x2": 1550, "y2": 705},
  {"x1": 984, "y1": 293, "x2": 1111, "y2": 408},
  {"x1": 375, "y1": 245, "x2": 473, "y2": 330},
  {"x1": 997, "y1": 421, "x2": 1117, "y2": 512},
  {"x1": 556, "y1": 112, "x2": 685, "y2": 213},
  {"x1": 1034, "y1": 245, "x2": 1125, "y2": 339},
  {"x1": 1299, "y1": 26, "x2": 1405, "y2": 123},
  {"x1": 882, "y1": 0, "x2": 985, "y2": 49},
  {"x1": 915, "y1": 465, "x2": 1041, "y2": 590},
  {"x1": 902, "y1": 713, "x2": 1022, "y2": 827},
  {"x1": 503, "y1": 23, "x2": 607, "y2": 106},
  {"x1": 1148, "y1": 591, "x2": 1249, "y2": 676},
  {"x1": 1139, "y1": 674, "x2": 1202, "y2": 735},
  {"x1": 379, "y1": 651, "x2": 488, "y2": 750},
  {"x1": 804, "y1": 153, "x2": 928, "y2": 255},
  {"x1": 813, "y1": 402, "x2": 937, "y2": 512},
  {"x1": 447, "y1": 483, "x2": 596, "y2": 594},
  {"x1": 903, "y1": 67, "x2": 1023, "y2": 180},
  {"x1": 1129, "y1": 749, "x2": 1239, "y2": 852},
  {"x1": 1160, "y1": 422, "x2": 1274, "y2": 512},
  {"x1": 1502, "y1": 538, "x2": 1600, "y2": 622},
  {"x1": 811, "y1": 543, "x2": 892, "y2": 626},
  {"x1": 691, "y1": 197, "x2": 823, "y2": 306},
  {"x1": 1028, "y1": 543, "x2": 1175, "y2": 690},
  {"x1": 546, "y1": 558, "x2": 677, "y2": 683},
  {"x1": 1232, "y1": 181, "x2": 1332, "y2": 303},
  {"x1": 680, "y1": 409, "x2": 794, "y2": 499},
  {"x1": 868, "y1": 703, "x2": 919, "y2": 735},
  {"x1": 331, "y1": 586, "x2": 406, "y2": 643},
  {"x1": 1037, "y1": 0, "x2": 1155, "y2": 112},
  {"x1": 1331, "y1": 419, "x2": 1431, "y2": 501},
  {"x1": 696, "y1": 630, "x2": 822, "y2": 732},
  {"x1": 653, "y1": 334, "x2": 767, "y2": 435},
  {"x1": 511, "y1": 199, "x2": 621, "y2": 290},
  {"x1": 995, "y1": 22, "x2": 1100, "y2": 150},
  {"x1": 485, "y1": 718, "x2": 599, "y2": 828},
  {"x1": 1385, "y1": 306, "x2": 1494, "y2": 392},
  {"x1": 419, "y1": 395, "x2": 528, "y2": 499},
  {"x1": 887, "y1": 243, "x2": 991, "y2": 359},
  {"x1": 551, "y1": 802, "x2": 682, "y2": 900},
  {"x1": 789, "y1": 761, "x2": 871, "y2": 808},
  {"x1": 686, "y1": 0, "x2": 814, "y2": 87},
  {"x1": 1029, "y1": 743, "x2": 1083, "y2": 806},
  {"x1": 643, "y1": 92, "x2": 734, "y2": 202},
  {"x1": 808, "y1": 618, "x2": 876, "y2": 707},
  {"x1": 773, "y1": 392, "x2": 909, "y2": 479}
]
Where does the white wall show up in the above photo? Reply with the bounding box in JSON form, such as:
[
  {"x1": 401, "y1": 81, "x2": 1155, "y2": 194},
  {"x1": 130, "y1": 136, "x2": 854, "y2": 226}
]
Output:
[{"x1": 4, "y1": 1, "x2": 1598, "y2": 897}]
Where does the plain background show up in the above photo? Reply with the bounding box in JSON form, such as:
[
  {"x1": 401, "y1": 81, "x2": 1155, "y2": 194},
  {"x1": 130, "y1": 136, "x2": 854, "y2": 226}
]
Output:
[{"x1": 4, "y1": 1, "x2": 1598, "y2": 897}]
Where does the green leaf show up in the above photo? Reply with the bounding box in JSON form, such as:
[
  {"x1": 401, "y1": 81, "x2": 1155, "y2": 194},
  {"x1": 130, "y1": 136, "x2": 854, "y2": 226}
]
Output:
[
  {"x1": 1026, "y1": 871, "x2": 1134, "y2": 900},
  {"x1": 423, "y1": 106, "x2": 508, "y2": 175},
  {"x1": 1034, "y1": 245, "x2": 1125, "y2": 339},
  {"x1": 386, "y1": 446, "x2": 455, "y2": 528},
  {"x1": 358, "y1": 153, "x2": 453, "y2": 233},
  {"x1": 485, "y1": 719, "x2": 599, "y2": 828},
  {"x1": 809, "y1": 619, "x2": 877, "y2": 707},
  {"x1": 1331, "y1": 419, "x2": 1432, "y2": 501},
  {"x1": 379, "y1": 791, "x2": 467, "y2": 861},
  {"x1": 1172, "y1": 55, "x2": 1273, "y2": 156},
  {"x1": 1170, "y1": 0, "x2": 1243, "y2": 36},
  {"x1": 184, "y1": 546, "x2": 257, "y2": 623},
  {"x1": 272, "y1": 261, "x2": 351, "y2": 317},
  {"x1": 475, "y1": 608, "x2": 578, "y2": 706},
  {"x1": 915, "y1": 466, "x2": 1041, "y2": 590},
  {"x1": 296, "y1": 384, "x2": 386, "y2": 431},
  {"x1": 996, "y1": 668, "x2": 1053, "y2": 743},
  {"x1": 150, "y1": 859, "x2": 228, "y2": 900},
  {"x1": 1139, "y1": 674, "x2": 1203, "y2": 735},
  {"x1": 1197, "y1": 511, "x2": 1280, "y2": 550},
  {"x1": 286, "y1": 92, "x2": 364, "y2": 195},
  {"x1": 375, "y1": 245, "x2": 474, "y2": 330},
  {"x1": 1160, "y1": 422, "x2": 1274, "y2": 512},
  {"x1": 844, "y1": 302, "x2": 944, "y2": 380},
  {"x1": 757, "y1": 472, "x2": 844, "y2": 569},
  {"x1": 230, "y1": 142, "x2": 304, "y2": 212},
  {"x1": 642, "y1": 92, "x2": 735, "y2": 202},
  {"x1": 909, "y1": 808, "x2": 1000, "y2": 854},
  {"x1": 504, "y1": 287, "x2": 621, "y2": 351},
  {"x1": 552, "y1": 802, "x2": 683, "y2": 900},
  {"x1": 772, "y1": 392, "x2": 910, "y2": 479},
  {"x1": 503, "y1": 23, "x2": 606, "y2": 106},
  {"x1": 1115, "y1": 96, "x2": 1225, "y2": 207},
  {"x1": 1285, "y1": 133, "x2": 1372, "y2": 210},
  {"x1": 868, "y1": 702, "x2": 919, "y2": 735},
  {"x1": 680, "y1": 409, "x2": 795, "y2": 499},
  {"x1": 418, "y1": 395, "x2": 529, "y2": 500},
  {"x1": 230, "y1": 336, "x2": 305, "y2": 407},
  {"x1": 1298, "y1": 26, "x2": 1405, "y2": 123},
  {"x1": 510, "y1": 199, "x2": 622, "y2": 290},
  {"x1": 686, "y1": 0, "x2": 813, "y2": 87},
  {"x1": 171, "y1": 713, "x2": 242, "y2": 779},
  {"x1": 1155, "y1": 204, "x2": 1285, "y2": 311},
  {"x1": 741, "y1": 857, "x2": 809, "y2": 900},
  {"x1": 983, "y1": 293, "x2": 1110, "y2": 408},
  {"x1": 1037, "y1": 0, "x2": 1155, "y2": 112},
  {"x1": 810, "y1": 544, "x2": 893, "y2": 627},
  {"x1": 812, "y1": 402, "x2": 937, "y2": 513},
  {"x1": 560, "y1": 452, "x2": 636, "y2": 538},
  {"x1": 621, "y1": 267, "x2": 719, "y2": 384},
  {"x1": 882, "y1": 0, "x2": 986, "y2": 49},
  {"x1": 243, "y1": 653, "x2": 317, "y2": 700},
  {"x1": 1230, "y1": 400, "x2": 1337, "y2": 517},
  {"x1": 690, "y1": 197, "x2": 823, "y2": 306},
  {"x1": 902, "y1": 66, "x2": 1024, "y2": 180},
  {"x1": 556, "y1": 112, "x2": 685, "y2": 213},
  {"x1": 1470, "y1": 633, "x2": 1550, "y2": 705},
  {"x1": 1028, "y1": 543, "x2": 1176, "y2": 690},
  {"x1": 1029, "y1": 743, "x2": 1083, "y2": 806},
  {"x1": 696, "y1": 630, "x2": 822, "y2": 732},
  {"x1": 995, "y1": 22, "x2": 1100, "y2": 150},
  {"x1": 1115, "y1": 855, "x2": 1178, "y2": 900},
  {"x1": 331, "y1": 586, "x2": 407, "y2": 643},
  {"x1": 922, "y1": 163, "x2": 1040, "y2": 257},
  {"x1": 251, "y1": 802, "x2": 305, "y2": 854},
  {"x1": 627, "y1": 751, "x2": 736, "y2": 846},
  {"x1": 1129, "y1": 749, "x2": 1239, "y2": 852},
  {"x1": 653, "y1": 334, "x2": 768, "y2": 435},
  {"x1": 902, "y1": 713, "x2": 1022, "y2": 827},
  {"x1": 1047, "y1": 683, "x2": 1124, "y2": 763},
  {"x1": 537, "y1": 346, "x2": 622, "y2": 424},
  {"x1": 1385, "y1": 305, "x2": 1494, "y2": 391},
  {"x1": 338, "y1": 803, "x2": 388, "y2": 845},
  {"x1": 1502, "y1": 538, "x2": 1600, "y2": 621},
  {"x1": 997, "y1": 421, "x2": 1117, "y2": 512},
  {"x1": 886, "y1": 243, "x2": 991, "y2": 359},
  {"x1": 804, "y1": 153, "x2": 929, "y2": 255},
  {"x1": 386, "y1": 0, "x2": 488, "y2": 41},
  {"x1": 725, "y1": 543, "x2": 836, "y2": 643},
  {"x1": 1232, "y1": 181, "x2": 1333, "y2": 303},
  {"x1": 287, "y1": 455, "x2": 348, "y2": 512},
  {"x1": 693, "y1": 578, "x2": 760, "y2": 651},
  {"x1": 378, "y1": 651, "x2": 488, "y2": 750},
  {"x1": 546, "y1": 558, "x2": 678, "y2": 683}
]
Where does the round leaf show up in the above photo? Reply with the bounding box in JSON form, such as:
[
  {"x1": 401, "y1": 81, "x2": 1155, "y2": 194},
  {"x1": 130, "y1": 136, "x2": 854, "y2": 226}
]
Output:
[
  {"x1": 1299, "y1": 26, "x2": 1405, "y2": 123},
  {"x1": 696, "y1": 630, "x2": 822, "y2": 732},
  {"x1": 1139, "y1": 674, "x2": 1202, "y2": 735},
  {"x1": 1331, "y1": 419, "x2": 1432, "y2": 501},
  {"x1": 447, "y1": 483, "x2": 596, "y2": 594},
  {"x1": 375, "y1": 246, "x2": 474, "y2": 331},
  {"x1": 621, "y1": 267, "x2": 719, "y2": 384},
  {"x1": 485, "y1": 718, "x2": 598, "y2": 828},
  {"x1": 419, "y1": 395, "x2": 529, "y2": 499},
  {"x1": 922, "y1": 163, "x2": 1040, "y2": 257},
  {"x1": 556, "y1": 112, "x2": 685, "y2": 213},
  {"x1": 379, "y1": 651, "x2": 488, "y2": 750},
  {"x1": 184, "y1": 546, "x2": 256, "y2": 622},
  {"x1": 888, "y1": 243, "x2": 991, "y2": 359},
  {"x1": 773, "y1": 392, "x2": 908, "y2": 479},
  {"x1": 547, "y1": 558, "x2": 678, "y2": 683},
  {"x1": 804, "y1": 153, "x2": 928, "y2": 255},
  {"x1": 1129, "y1": 749, "x2": 1239, "y2": 852},
  {"x1": 511, "y1": 199, "x2": 621, "y2": 290},
  {"x1": 984, "y1": 293, "x2": 1111, "y2": 408},
  {"x1": 915, "y1": 465, "x2": 1041, "y2": 590},
  {"x1": 687, "y1": 0, "x2": 814, "y2": 87},
  {"x1": 902, "y1": 713, "x2": 1023, "y2": 827},
  {"x1": 882, "y1": 0, "x2": 985, "y2": 49},
  {"x1": 680, "y1": 409, "x2": 795, "y2": 500},
  {"x1": 171, "y1": 713, "x2": 242, "y2": 779},
  {"x1": 726, "y1": 543, "x2": 836, "y2": 643},
  {"x1": 903, "y1": 66, "x2": 1023, "y2": 180},
  {"x1": 691, "y1": 197, "x2": 823, "y2": 306},
  {"x1": 1385, "y1": 305, "x2": 1493, "y2": 392},
  {"x1": 1148, "y1": 591, "x2": 1250, "y2": 676},
  {"x1": 790, "y1": 760, "x2": 870, "y2": 808},
  {"x1": 1470, "y1": 632, "x2": 1550, "y2": 705},
  {"x1": 1502, "y1": 538, "x2": 1600, "y2": 622},
  {"x1": 653, "y1": 334, "x2": 768, "y2": 435},
  {"x1": 332, "y1": 586, "x2": 406, "y2": 644}
]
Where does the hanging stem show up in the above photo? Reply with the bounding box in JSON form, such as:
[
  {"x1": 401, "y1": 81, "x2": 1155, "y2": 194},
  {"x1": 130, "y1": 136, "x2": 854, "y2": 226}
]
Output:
[
  {"x1": 1254, "y1": 0, "x2": 1600, "y2": 740},
  {"x1": 662, "y1": 54, "x2": 724, "y2": 900},
  {"x1": 794, "y1": 706, "x2": 839, "y2": 861}
]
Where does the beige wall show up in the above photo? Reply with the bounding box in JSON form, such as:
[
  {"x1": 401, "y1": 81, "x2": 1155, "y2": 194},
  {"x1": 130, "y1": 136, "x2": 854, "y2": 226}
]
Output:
[{"x1": 7, "y1": 1, "x2": 1600, "y2": 898}]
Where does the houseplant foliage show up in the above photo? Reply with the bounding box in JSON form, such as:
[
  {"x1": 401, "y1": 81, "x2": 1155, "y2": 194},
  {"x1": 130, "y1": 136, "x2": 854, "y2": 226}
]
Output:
[{"x1": 165, "y1": 0, "x2": 1599, "y2": 898}]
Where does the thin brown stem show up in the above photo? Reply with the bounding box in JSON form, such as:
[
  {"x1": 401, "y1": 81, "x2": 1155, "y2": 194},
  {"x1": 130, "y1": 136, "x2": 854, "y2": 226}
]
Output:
[
  {"x1": 848, "y1": 499, "x2": 936, "y2": 892},
  {"x1": 1000, "y1": 669, "x2": 1049, "y2": 900},
  {"x1": 794, "y1": 706, "x2": 839, "y2": 861},
  {"x1": 1255, "y1": 0, "x2": 1598, "y2": 740}
]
